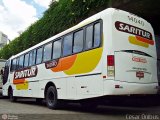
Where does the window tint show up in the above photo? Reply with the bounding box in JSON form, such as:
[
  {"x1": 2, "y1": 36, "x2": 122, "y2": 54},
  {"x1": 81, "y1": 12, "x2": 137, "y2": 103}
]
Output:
[
  {"x1": 85, "y1": 25, "x2": 93, "y2": 50},
  {"x1": 43, "y1": 43, "x2": 52, "y2": 62},
  {"x1": 73, "y1": 30, "x2": 83, "y2": 53},
  {"x1": 29, "y1": 50, "x2": 36, "y2": 66},
  {"x1": 94, "y1": 23, "x2": 101, "y2": 47},
  {"x1": 53, "y1": 39, "x2": 62, "y2": 59},
  {"x1": 63, "y1": 34, "x2": 73, "y2": 56},
  {"x1": 11, "y1": 59, "x2": 17, "y2": 71},
  {"x1": 36, "y1": 47, "x2": 43, "y2": 64},
  {"x1": 24, "y1": 53, "x2": 29, "y2": 67},
  {"x1": 18, "y1": 55, "x2": 24, "y2": 69}
]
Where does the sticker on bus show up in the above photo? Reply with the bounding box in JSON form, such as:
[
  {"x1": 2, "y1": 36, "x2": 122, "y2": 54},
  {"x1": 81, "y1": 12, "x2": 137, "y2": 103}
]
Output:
[{"x1": 115, "y1": 21, "x2": 154, "y2": 48}]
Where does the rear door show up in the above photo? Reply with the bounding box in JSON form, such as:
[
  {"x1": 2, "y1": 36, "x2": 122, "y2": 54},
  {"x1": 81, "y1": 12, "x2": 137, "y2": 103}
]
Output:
[
  {"x1": 112, "y1": 10, "x2": 157, "y2": 83},
  {"x1": 115, "y1": 51, "x2": 157, "y2": 83}
]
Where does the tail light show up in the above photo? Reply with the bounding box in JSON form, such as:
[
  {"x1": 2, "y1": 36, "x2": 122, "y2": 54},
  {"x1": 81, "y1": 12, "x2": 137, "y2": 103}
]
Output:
[{"x1": 107, "y1": 55, "x2": 115, "y2": 77}]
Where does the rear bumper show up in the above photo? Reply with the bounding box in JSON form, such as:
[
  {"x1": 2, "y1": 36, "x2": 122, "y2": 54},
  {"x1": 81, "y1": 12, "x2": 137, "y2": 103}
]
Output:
[{"x1": 103, "y1": 79, "x2": 158, "y2": 95}]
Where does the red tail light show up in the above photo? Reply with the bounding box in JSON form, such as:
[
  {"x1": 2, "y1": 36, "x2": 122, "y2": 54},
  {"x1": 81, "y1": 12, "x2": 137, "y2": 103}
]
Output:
[
  {"x1": 107, "y1": 55, "x2": 114, "y2": 66},
  {"x1": 107, "y1": 55, "x2": 115, "y2": 77}
]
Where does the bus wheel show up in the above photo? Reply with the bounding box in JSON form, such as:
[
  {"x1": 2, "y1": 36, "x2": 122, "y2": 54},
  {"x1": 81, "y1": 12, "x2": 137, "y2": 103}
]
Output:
[
  {"x1": 8, "y1": 88, "x2": 16, "y2": 102},
  {"x1": 46, "y1": 86, "x2": 58, "y2": 109}
]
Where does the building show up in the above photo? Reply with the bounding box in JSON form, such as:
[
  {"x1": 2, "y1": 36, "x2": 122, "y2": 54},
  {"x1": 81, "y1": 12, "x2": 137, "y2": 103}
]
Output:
[{"x1": 0, "y1": 31, "x2": 8, "y2": 49}]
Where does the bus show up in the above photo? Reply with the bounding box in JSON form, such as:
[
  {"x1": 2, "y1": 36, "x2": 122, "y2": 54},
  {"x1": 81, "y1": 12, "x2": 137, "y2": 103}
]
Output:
[
  {"x1": 0, "y1": 59, "x2": 6, "y2": 88},
  {"x1": 2, "y1": 8, "x2": 158, "y2": 109}
]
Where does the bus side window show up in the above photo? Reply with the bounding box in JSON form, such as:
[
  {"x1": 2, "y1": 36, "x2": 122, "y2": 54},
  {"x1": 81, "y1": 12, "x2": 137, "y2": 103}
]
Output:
[
  {"x1": 85, "y1": 25, "x2": 93, "y2": 50},
  {"x1": 63, "y1": 34, "x2": 73, "y2": 57},
  {"x1": 36, "y1": 47, "x2": 43, "y2": 64},
  {"x1": 73, "y1": 30, "x2": 84, "y2": 53},
  {"x1": 29, "y1": 51, "x2": 33, "y2": 66},
  {"x1": 18, "y1": 55, "x2": 24, "y2": 69},
  {"x1": 29, "y1": 50, "x2": 36, "y2": 66},
  {"x1": 16, "y1": 58, "x2": 19, "y2": 70},
  {"x1": 11, "y1": 59, "x2": 17, "y2": 71},
  {"x1": 24, "y1": 53, "x2": 29, "y2": 68},
  {"x1": 43, "y1": 42, "x2": 52, "y2": 62},
  {"x1": 93, "y1": 22, "x2": 101, "y2": 48},
  {"x1": 53, "y1": 39, "x2": 62, "y2": 59}
]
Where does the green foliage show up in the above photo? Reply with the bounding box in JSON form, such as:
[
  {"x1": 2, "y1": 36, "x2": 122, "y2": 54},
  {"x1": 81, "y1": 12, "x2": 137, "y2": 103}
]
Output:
[{"x1": 0, "y1": 0, "x2": 110, "y2": 59}]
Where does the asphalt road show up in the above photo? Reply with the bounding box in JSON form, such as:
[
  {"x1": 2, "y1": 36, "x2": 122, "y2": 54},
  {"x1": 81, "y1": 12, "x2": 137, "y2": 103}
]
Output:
[{"x1": 0, "y1": 90, "x2": 160, "y2": 120}]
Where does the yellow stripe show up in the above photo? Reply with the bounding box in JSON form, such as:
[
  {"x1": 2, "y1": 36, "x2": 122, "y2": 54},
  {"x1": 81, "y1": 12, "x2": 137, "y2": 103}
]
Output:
[
  {"x1": 129, "y1": 36, "x2": 149, "y2": 48},
  {"x1": 64, "y1": 47, "x2": 103, "y2": 75},
  {"x1": 16, "y1": 80, "x2": 29, "y2": 90}
]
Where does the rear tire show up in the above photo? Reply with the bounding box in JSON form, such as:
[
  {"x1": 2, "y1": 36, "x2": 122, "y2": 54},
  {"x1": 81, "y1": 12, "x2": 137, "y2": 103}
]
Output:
[
  {"x1": 46, "y1": 86, "x2": 58, "y2": 109},
  {"x1": 8, "y1": 88, "x2": 16, "y2": 102}
]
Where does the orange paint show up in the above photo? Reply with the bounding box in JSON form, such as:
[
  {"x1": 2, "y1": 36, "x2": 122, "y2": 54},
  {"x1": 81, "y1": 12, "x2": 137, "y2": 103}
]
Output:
[
  {"x1": 51, "y1": 54, "x2": 77, "y2": 72},
  {"x1": 136, "y1": 36, "x2": 154, "y2": 45},
  {"x1": 13, "y1": 79, "x2": 25, "y2": 84}
]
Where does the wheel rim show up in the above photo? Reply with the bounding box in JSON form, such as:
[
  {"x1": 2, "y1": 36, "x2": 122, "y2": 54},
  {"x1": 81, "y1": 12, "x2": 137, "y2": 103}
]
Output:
[{"x1": 48, "y1": 91, "x2": 55, "y2": 106}]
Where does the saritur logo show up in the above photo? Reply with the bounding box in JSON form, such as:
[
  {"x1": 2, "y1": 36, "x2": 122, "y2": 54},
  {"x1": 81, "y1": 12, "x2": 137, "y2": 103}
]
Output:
[
  {"x1": 115, "y1": 21, "x2": 154, "y2": 48},
  {"x1": 14, "y1": 66, "x2": 38, "y2": 80},
  {"x1": 115, "y1": 21, "x2": 152, "y2": 40}
]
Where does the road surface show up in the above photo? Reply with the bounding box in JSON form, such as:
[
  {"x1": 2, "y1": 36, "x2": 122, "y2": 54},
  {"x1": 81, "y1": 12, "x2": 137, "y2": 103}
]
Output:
[{"x1": 0, "y1": 90, "x2": 160, "y2": 120}]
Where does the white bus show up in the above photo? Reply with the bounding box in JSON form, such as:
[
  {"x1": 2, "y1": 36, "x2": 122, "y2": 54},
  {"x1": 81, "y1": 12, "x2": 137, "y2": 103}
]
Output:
[
  {"x1": 2, "y1": 8, "x2": 158, "y2": 109},
  {"x1": 0, "y1": 59, "x2": 6, "y2": 88}
]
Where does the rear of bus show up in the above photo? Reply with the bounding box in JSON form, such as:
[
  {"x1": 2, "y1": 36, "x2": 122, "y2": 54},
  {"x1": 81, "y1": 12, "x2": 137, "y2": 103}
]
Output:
[{"x1": 105, "y1": 9, "x2": 158, "y2": 95}]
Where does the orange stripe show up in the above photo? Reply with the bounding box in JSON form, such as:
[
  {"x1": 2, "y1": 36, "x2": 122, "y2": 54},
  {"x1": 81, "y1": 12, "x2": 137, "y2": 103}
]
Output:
[
  {"x1": 51, "y1": 54, "x2": 77, "y2": 72},
  {"x1": 13, "y1": 79, "x2": 25, "y2": 84},
  {"x1": 136, "y1": 36, "x2": 154, "y2": 45}
]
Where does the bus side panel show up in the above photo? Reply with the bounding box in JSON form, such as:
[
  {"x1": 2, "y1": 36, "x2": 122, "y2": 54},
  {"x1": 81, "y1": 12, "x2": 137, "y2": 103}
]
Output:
[
  {"x1": 37, "y1": 78, "x2": 67, "y2": 99},
  {"x1": 76, "y1": 75, "x2": 103, "y2": 99},
  {"x1": 2, "y1": 83, "x2": 9, "y2": 96},
  {"x1": 103, "y1": 80, "x2": 158, "y2": 95}
]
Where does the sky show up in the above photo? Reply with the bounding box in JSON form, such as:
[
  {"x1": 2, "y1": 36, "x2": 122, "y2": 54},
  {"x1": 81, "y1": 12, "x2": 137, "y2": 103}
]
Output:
[{"x1": 0, "y1": 0, "x2": 52, "y2": 41}]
